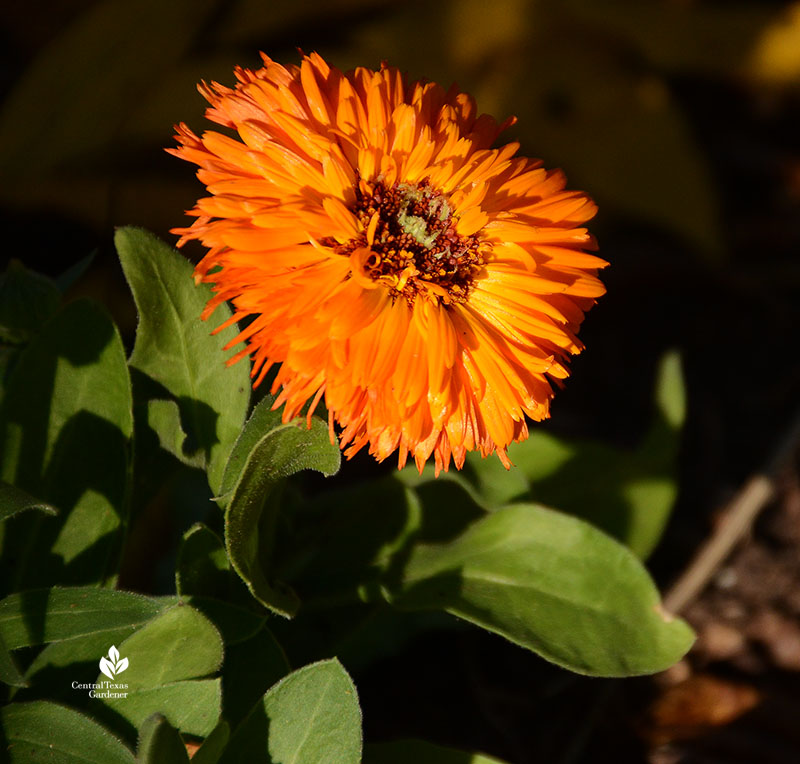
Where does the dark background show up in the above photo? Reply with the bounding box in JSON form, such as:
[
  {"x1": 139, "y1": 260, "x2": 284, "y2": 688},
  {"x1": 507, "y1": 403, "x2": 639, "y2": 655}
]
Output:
[{"x1": 2, "y1": 1, "x2": 800, "y2": 762}]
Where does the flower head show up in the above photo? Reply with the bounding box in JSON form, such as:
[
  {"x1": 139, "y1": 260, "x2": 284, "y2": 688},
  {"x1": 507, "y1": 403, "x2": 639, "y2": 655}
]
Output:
[{"x1": 170, "y1": 52, "x2": 606, "y2": 475}]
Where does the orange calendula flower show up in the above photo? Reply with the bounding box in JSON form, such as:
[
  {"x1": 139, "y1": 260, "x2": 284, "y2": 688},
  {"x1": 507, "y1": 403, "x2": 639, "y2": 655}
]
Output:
[{"x1": 170, "y1": 52, "x2": 606, "y2": 475}]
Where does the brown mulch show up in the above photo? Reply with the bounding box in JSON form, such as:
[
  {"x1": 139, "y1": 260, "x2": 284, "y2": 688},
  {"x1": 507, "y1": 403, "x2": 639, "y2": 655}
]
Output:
[{"x1": 639, "y1": 460, "x2": 800, "y2": 764}]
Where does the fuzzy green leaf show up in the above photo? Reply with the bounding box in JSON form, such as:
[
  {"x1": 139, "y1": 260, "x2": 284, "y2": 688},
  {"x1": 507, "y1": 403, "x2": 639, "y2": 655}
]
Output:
[
  {"x1": 1, "y1": 700, "x2": 134, "y2": 763},
  {"x1": 103, "y1": 682, "x2": 222, "y2": 741},
  {"x1": 221, "y1": 626, "x2": 290, "y2": 728},
  {"x1": 21, "y1": 628, "x2": 140, "y2": 704},
  {"x1": 56, "y1": 252, "x2": 96, "y2": 294},
  {"x1": 179, "y1": 596, "x2": 265, "y2": 647},
  {"x1": 111, "y1": 605, "x2": 222, "y2": 690},
  {"x1": 0, "y1": 588, "x2": 165, "y2": 650},
  {"x1": 288, "y1": 475, "x2": 484, "y2": 609},
  {"x1": 224, "y1": 412, "x2": 340, "y2": 617},
  {"x1": 387, "y1": 504, "x2": 694, "y2": 677},
  {"x1": 145, "y1": 398, "x2": 206, "y2": 470},
  {"x1": 219, "y1": 658, "x2": 361, "y2": 764},
  {"x1": 0, "y1": 480, "x2": 58, "y2": 524},
  {"x1": 175, "y1": 524, "x2": 232, "y2": 600},
  {"x1": 217, "y1": 396, "x2": 285, "y2": 505},
  {"x1": 136, "y1": 714, "x2": 190, "y2": 764},
  {"x1": 0, "y1": 299, "x2": 133, "y2": 591},
  {"x1": 189, "y1": 721, "x2": 230, "y2": 764},
  {"x1": 115, "y1": 226, "x2": 249, "y2": 495},
  {"x1": 96, "y1": 603, "x2": 223, "y2": 738},
  {"x1": 0, "y1": 629, "x2": 27, "y2": 688},
  {"x1": 0, "y1": 260, "x2": 61, "y2": 341}
]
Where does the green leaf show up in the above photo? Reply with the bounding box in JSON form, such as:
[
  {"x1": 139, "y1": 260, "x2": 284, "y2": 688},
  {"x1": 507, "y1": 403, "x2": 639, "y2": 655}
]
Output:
[
  {"x1": 1, "y1": 700, "x2": 134, "y2": 763},
  {"x1": 115, "y1": 226, "x2": 250, "y2": 495},
  {"x1": 145, "y1": 399, "x2": 206, "y2": 471},
  {"x1": 175, "y1": 526, "x2": 263, "y2": 637},
  {"x1": 0, "y1": 260, "x2": 61, "y2": 342},
  {"x1": 224, "y1": 413, "x2": 340, "y2": 617},
  {"x1": 17, "y1": 602, "x2": 199, "y2": 702},
  {"x1": 0, "y1": 629, "x2": 27, "y2": 688},
  {"x1": 217, "y1": 396, "x2": 286, "y2": 505},
  {"x1": 136, "y1": 714, "x2": 190, "y2": 764},
  {"x1": 364, "y1": 739, "x2": 509, "y2": 764},
  {"x1": 288, "y1": 476, "x2": 483, "y2": 608},
  {"x1": 56, "y1": 252, "x2": 96, "y2": 294},
  {"x1": 189, "y1": 721, "x2": 229, "y2": 764},
  {"x1": 456, "y1": 351, "x2": 685, "y2": 559},
  {"x1": 20, "y1": 628, "x2": 140, "y2": 704},
  {"x1": 112, "y1": 604, "x2": 223, "y2": 687},
  {"x1": 96, "y1": 603, "x2": 223, "y2": 738},
  {"x1": 0, "y1": 480, "x2": 58, "y2": 523},
  {"x1": 652, "y1": 350, "x2": 686, "y2": 431},
  {"x1": 219, "y1": 659, "x2": 362, "y2": 764},
  {"x1": 286, "y1": 477, "x2": 423, "y2": 604},
  {"x1": 0, "y1": 588, "x2": 165, "y2": 650},
  {"x1": 101, "y1": 682, "x2": 222, "y2": 741},
  {"x1": 329, "y1": 608, "x2": 457, "y2": 674},
  {"x1": 387, "y1": 504, "x2": 694, "y2": 677},
  {"x1": 0, "y1": 299, "x2": 133, "y2": 590},
  {"x1": 221, "y1": 626, "x2": 290, "y2": 728},
  {"x1": 180, "y1": 596, "x2": 265, "y2": 647},
  {"x1": 175, "y1": 524, "x2": 233, "y2": 600}
]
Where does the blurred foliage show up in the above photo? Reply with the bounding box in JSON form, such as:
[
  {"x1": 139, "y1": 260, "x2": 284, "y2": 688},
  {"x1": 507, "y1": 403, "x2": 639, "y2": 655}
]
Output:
[{"x1": 3, "y1": 0, "x2": 800, "y2": 257}]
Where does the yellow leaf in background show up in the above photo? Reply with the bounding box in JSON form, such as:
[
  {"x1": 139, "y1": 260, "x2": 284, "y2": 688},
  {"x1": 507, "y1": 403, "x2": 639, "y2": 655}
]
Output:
[
  {"x1": 447, "y1": 0, "x2": 532, "y2": 118},
  {"x1": 448, "y1": 0, "x2": 530, "y2": 66},
  {"x1": 0, "y1": 0, "x2": 218, "y2": 184},
  {"x1": 506, "y1": 24, "x2": 723, "y2": 255},
  {"x1": 6, "y1": 0, "x2": 784, "y2": 254},
  {"x1": 748, "y1": 2, "x2": 800, "y2": 84},
  {"x1": 344, "y1": 0, "x2": 723, "y2": 253},
  {"x1": 562, "y1": 0, "x2": 776, "y2": 78},
  {"x1": 420, "y1": 1, "x2": 720, "y2": 255}
]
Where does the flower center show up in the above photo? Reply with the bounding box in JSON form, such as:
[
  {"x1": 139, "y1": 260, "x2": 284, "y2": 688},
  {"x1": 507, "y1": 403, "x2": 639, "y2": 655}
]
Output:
[{"x1": 335, "y1": 179, "x2": 486, "y2": 303}]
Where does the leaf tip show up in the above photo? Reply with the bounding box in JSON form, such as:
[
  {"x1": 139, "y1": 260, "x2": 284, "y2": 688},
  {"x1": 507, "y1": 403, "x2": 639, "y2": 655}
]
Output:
[{"x1": 653, "y1": 602, "x2": 675, "y2": 623}]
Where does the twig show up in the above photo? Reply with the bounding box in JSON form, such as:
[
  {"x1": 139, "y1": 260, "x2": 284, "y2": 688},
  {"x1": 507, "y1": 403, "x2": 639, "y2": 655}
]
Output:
[{"x1": 664, "y1": 410, "x2": 800, "y2": 615}]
